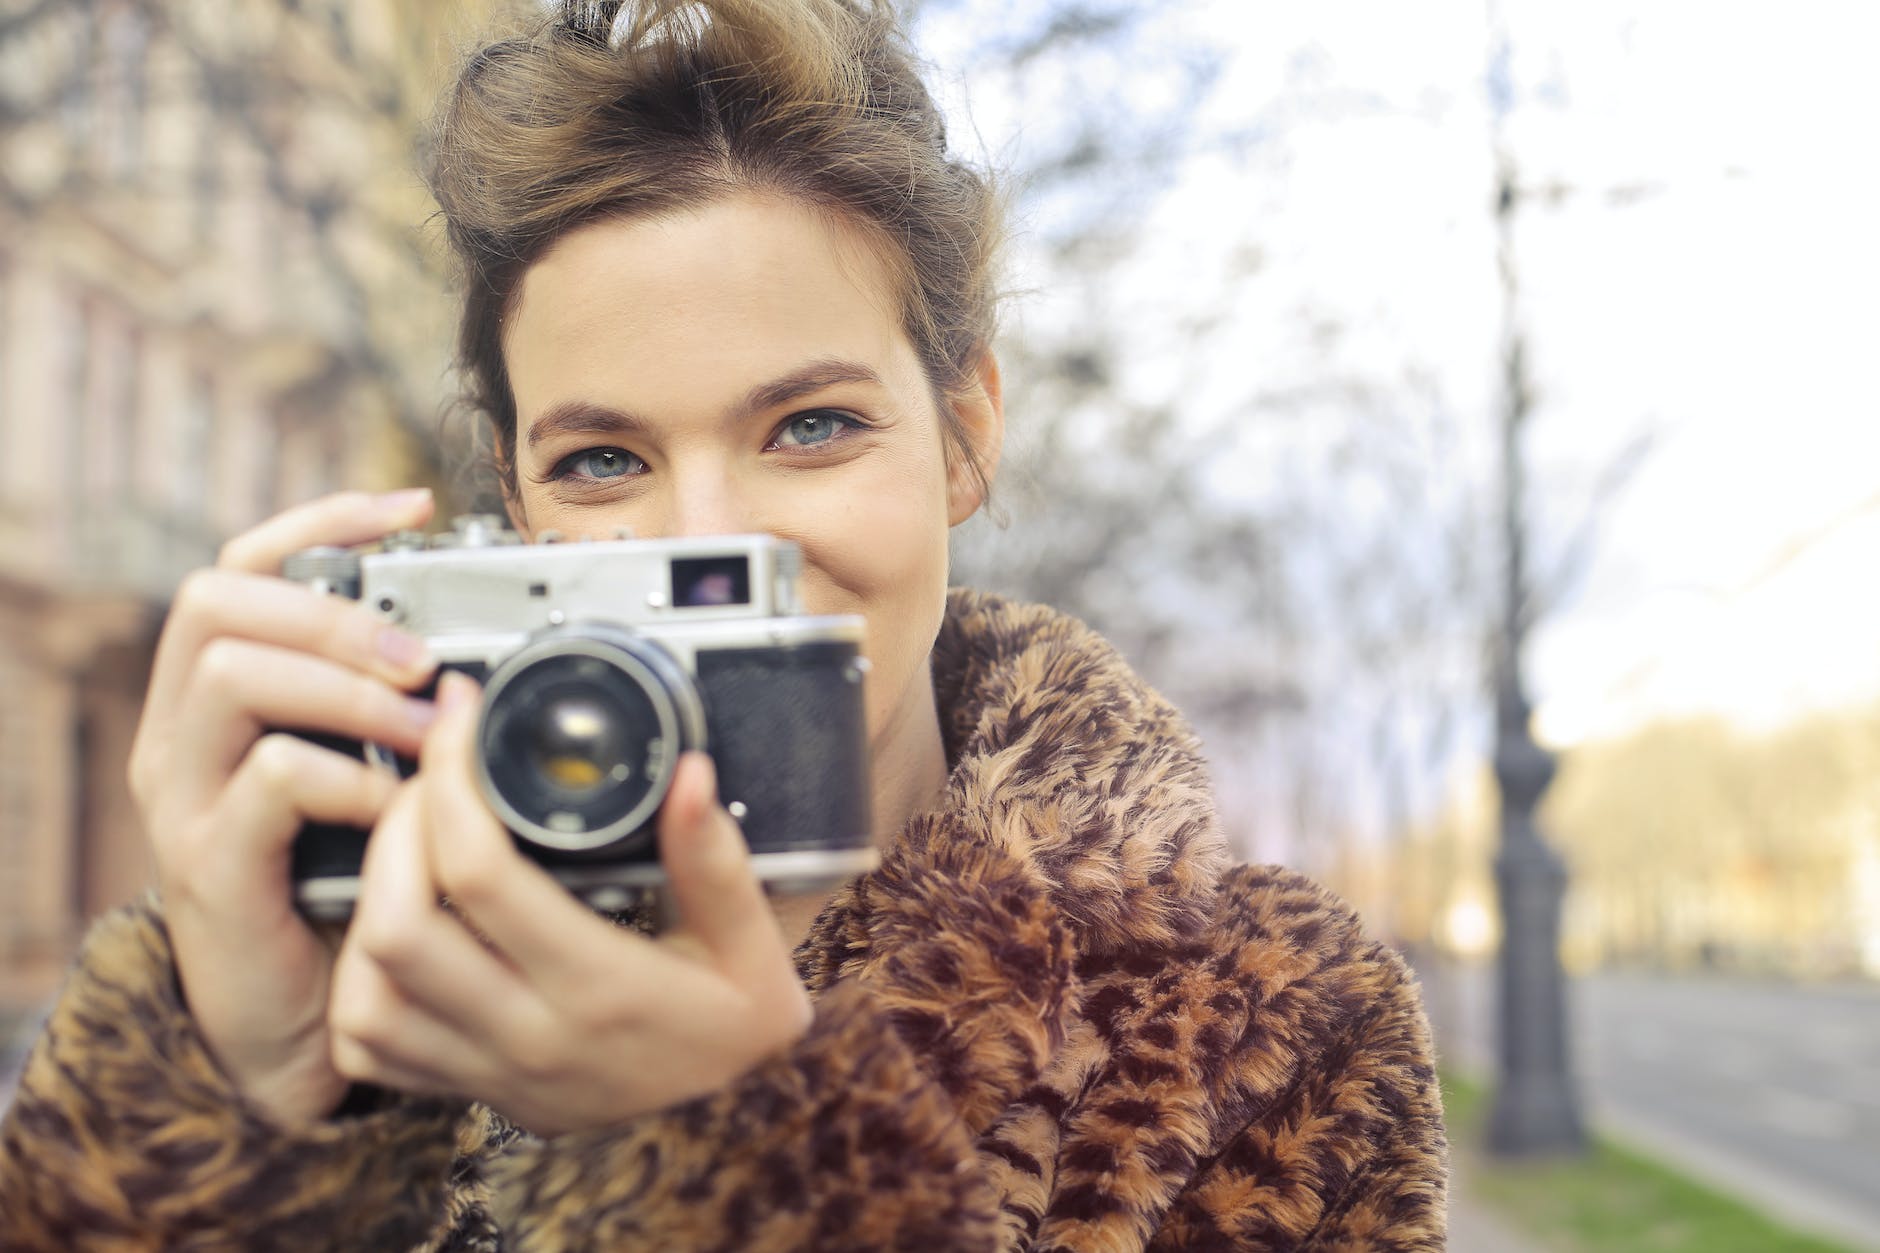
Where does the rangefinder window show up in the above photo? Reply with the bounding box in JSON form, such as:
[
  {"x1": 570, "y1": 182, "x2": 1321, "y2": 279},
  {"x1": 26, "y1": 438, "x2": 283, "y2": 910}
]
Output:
[{"x1": 671, "y1": 555, "x2": 750, "y2": 608}]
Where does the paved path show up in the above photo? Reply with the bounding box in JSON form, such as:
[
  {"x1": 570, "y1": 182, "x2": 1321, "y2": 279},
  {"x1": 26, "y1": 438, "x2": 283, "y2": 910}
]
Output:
[
  {"x1": 1420, "y1": 958, "x2": 1880, "y2": 1252},
  {"x1": 1579, "y1": 972, "x2": 1880, "y2": 1251},
  {"x1": 1448, "y1": 1184, "x2": 1551, "y2": 1253}
]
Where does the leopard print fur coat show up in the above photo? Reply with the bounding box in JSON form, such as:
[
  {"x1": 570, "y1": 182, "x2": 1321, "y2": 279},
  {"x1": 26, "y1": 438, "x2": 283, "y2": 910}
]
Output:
[{"x1": 0, "y1": 590, "x2": 1447, "y2": 1250}]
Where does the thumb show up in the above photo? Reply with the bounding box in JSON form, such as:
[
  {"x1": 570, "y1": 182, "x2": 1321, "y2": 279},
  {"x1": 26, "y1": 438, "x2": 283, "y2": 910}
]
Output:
[{"x1": 657, "y1": 752, "x2": 784, "y2": 976}]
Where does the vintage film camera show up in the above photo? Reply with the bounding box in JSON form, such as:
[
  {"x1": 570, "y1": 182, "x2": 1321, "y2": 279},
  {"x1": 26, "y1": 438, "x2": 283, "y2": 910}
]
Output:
[{"x1": 282, "y1": 515, "x2": 875, "y2": 921}]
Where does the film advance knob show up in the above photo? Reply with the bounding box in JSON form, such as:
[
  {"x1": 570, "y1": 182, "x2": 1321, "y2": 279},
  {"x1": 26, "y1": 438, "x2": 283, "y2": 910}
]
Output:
[
  {"x1": 438, "y1": 513, "x2": 520, "y2": 549},
  {"x1": 381, "y1": 528, "x2": 427, "y2": 553},
  {"x1": 281, "y1": 547, "x2": 362, "y2": 598}
]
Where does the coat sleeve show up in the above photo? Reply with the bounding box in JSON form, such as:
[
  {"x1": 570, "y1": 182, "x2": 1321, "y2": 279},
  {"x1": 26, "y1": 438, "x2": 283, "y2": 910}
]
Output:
[
  {"x1": 1151, "y1": 873, "x2": 1449, "y2": 1253},
  {"x1": 0, "y1": 896, "x2": 467, "y2": 1252},
  {"x1": 488, "y1": 827, "x2": 1083, "y2": 1253}
]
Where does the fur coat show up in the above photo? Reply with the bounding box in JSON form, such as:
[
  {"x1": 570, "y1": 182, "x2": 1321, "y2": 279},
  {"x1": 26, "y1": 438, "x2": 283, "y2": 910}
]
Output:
[{"x1": 0, "y1": 590, "x2": 1447, "y2": 1251}]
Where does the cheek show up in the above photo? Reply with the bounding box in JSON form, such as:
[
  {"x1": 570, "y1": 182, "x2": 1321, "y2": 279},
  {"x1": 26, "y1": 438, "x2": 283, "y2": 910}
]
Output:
[{"x1": 790, "y1": 448, "x2": 953, "y2": 727}]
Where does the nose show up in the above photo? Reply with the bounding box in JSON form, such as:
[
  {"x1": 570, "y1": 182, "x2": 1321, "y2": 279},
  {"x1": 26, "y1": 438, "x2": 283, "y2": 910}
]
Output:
[{"x1": 655, "y1": 464, "x2": 752, "y2": 539}]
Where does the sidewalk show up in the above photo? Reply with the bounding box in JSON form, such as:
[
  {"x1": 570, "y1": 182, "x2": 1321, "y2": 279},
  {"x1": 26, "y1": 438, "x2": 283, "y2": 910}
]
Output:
[
  {"x1": 1449, "y1": 1186, "x2": 1550, "y2": 1253},
  {"x1": 1421, "y1": 960, "x2": 1551, "y2": 1249},
  {"x1": 1416, "y1": 956, "x2": 1880, "y2": 1252}
]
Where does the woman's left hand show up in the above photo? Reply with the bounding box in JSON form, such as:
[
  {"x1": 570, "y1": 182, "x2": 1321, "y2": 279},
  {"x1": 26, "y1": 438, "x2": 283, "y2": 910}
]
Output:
[{"x1": 327, "y1": 672, "x2": 814, "y2": 1138}]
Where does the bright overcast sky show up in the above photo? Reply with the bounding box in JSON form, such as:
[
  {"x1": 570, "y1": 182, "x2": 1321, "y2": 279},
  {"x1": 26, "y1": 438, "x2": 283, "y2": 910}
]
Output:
[
  {"x1": 933, "y1": 0, "x2": 1880, "y2": 752},
  {"x1": 1493, "y1": 0, "x2": 1880, "y2": 744}
]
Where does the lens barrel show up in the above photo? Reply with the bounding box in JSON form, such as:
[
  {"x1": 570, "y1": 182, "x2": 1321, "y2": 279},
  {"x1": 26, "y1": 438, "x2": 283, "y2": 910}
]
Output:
[{"x1": 475, "y1": 624, "x2": 706, "y2": 853}]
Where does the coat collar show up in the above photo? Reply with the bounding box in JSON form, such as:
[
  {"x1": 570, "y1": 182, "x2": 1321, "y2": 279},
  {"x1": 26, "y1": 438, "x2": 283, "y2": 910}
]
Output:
[
  {"x1": 789, "y1": 590, "x2": 1229, "y2": 1132},
  {"x1": 926, "y1": 589, "x2": 1229, "y2": 956},
  {"x1": 801, "y1": 588, "x2": 1228, "y2": 982}
]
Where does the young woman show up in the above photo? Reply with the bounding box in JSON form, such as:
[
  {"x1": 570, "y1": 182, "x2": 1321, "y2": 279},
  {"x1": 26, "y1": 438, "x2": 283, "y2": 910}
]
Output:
[{"x1": 0, "y1": 3, "x2": 1446, "y2": 1248}]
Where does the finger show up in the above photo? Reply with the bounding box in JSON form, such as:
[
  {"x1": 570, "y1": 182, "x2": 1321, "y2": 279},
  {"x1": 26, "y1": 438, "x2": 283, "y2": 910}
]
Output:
[
  {"x1": 168, "y1": 639, "x2": 437, "y2": 811},
  {"x1": 217, "y1": 488, "x2": 435, "y2": 576},
  {"x1": 348, "y1": 779, "x2": 549, "y2": 1046},
  {"x1": 146, "y1": 569, "x2": 435, "y2": 729},
  {"x1": 328, "y1": 925, "x2": 491, "y2": 1099},
  {"x1": 330, "y1": 1048, "x2": 458, "y2": 1101},
  {"x1": 170, "y1": 734, "x2": 401, "y2": 907},
  {"x1": 419, "y1": 672, "x2": 661, "y2": 1000},
  {"x1": 656, "y1": 752, "x2": 789, "y2": 983}
]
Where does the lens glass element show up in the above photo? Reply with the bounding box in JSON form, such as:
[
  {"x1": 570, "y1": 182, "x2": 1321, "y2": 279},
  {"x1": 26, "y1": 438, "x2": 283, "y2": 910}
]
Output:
[
  {"x1": 525, "y1": 694, "x2": 625, "y2": 794},
  {"x1": 482, "y1": 650, "x2": 676, "y2": 849}
]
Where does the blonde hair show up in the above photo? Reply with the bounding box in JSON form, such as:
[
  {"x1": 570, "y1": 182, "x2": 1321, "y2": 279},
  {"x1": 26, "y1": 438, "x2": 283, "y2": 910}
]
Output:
[{"x1": 427, "y1": 0, "x2": 1004, "y2": 498}]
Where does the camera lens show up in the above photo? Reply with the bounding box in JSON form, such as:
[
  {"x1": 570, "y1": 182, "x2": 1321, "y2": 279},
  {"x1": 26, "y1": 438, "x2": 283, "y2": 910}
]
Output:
[
  {"x1": 476, "y1": 625, "x2": 705, "y2": 853},
  {"x1": 524, "y1": 694, "x2": 626, "y2": 795}
]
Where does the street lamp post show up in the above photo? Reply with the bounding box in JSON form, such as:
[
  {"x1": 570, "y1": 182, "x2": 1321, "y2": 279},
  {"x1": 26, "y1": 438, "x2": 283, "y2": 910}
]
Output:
[
  {"x1": 1487, "y1": 650, "x2": 1586, "y2": 1155},
  {"x1": 1484, "y1": 1, "x2": 1587, "y2": 1158}
]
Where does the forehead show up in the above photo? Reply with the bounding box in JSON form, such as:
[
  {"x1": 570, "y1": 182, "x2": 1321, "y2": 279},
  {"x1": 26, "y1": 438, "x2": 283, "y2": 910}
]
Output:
[{"x1": 503, "y1": 195, "x2": 916, "y2": 413}]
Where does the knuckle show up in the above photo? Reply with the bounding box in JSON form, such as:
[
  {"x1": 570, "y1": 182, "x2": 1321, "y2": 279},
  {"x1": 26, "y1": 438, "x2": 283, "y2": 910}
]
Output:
[
  {"x1": 437, "y1": 849, "x2": 505, "y2": 910},
  {"x1": 328, "y1": 1013, "x2": 389, "y2": 1076},
  {"x1": 330, "y1": 966, "x2": 394, "y2": 1045},
  {"x1": 246, "y1": 733, "x2": 303, "y2": 789},
  {"x1": 355, "y1": 914, "x2": 424, "y2": 974},
  {"x1": 327, "y1": 996, "x2": 368, "y2": 1045},
  {"x1": 328, "y1": 1036, "x2": 371, "y2": 1080},
  {"x1": 437, "y1": 871, "x2": 489, "y2": 916},
  {"x1": 561, "y1": 994, "x2": 614, "y2": 1037},
  {"x1": 511, "y1": 1033, "x2": 565, "y2": 1083},
  {"x1": 331, "y1": 1010, "x2": 381, "y2": 1053},
  {"x1": 193, "y1": 637, "x2": 249, "y2": 696},
  {"x1": 172, "y1": 567, "x2": 223, "y2": 621}
]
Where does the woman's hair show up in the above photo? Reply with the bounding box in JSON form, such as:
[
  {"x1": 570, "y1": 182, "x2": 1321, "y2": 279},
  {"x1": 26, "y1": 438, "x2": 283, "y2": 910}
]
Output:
[{"x1": 426, "y1": 0, "x2": 1004, "y2": 502}]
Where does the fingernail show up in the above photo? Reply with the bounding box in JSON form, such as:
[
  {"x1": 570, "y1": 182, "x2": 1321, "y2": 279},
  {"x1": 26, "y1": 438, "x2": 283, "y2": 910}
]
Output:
[
  {"x1": 379, "y1": 487, "x2": 432, "y2": 514},
  {"x1": 376, "y1": 626, "x2": 432, "y2": 671}
]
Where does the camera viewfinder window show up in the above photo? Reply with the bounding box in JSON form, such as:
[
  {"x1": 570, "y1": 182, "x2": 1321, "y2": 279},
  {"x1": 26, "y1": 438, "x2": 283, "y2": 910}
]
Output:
[{"x1": 671, "y1": 555, "x2": 751, "y2": 608}]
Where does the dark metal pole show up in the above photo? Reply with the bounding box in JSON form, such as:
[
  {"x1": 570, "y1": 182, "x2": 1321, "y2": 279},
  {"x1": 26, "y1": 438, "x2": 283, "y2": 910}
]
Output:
[{"x1": 1484, "y1": 0, "x2": 1586, "y2": 1158}]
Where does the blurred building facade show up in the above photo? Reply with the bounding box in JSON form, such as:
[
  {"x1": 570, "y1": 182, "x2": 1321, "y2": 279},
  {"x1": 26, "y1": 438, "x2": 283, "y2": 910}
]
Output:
[{"x1": 0, "y1": 0, "x2": 488, "y2": 1020}]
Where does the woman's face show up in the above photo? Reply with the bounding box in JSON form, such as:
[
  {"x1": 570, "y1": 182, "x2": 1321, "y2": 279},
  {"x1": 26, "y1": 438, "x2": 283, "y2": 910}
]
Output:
[{"x1": 501, "y1": 194, "x2": 1000, "y2": 767}]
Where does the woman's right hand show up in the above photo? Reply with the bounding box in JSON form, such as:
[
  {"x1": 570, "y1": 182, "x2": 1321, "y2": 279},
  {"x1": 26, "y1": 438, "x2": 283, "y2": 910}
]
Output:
[{"x1": 126, "y1": 489, "x2": 443, "y2": 1127}]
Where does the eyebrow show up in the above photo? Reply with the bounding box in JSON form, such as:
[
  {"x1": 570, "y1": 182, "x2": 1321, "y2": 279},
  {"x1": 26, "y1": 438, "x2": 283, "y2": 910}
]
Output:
[
  {"x1": 744, "y1": 358, "x2": 884, "y2": 415},
  {"x1": 524, "y1": 400, "x2": 653, "y2": 448},
  {"x1": 524, "y1": 357, "x2": 887, "y2": 448}
]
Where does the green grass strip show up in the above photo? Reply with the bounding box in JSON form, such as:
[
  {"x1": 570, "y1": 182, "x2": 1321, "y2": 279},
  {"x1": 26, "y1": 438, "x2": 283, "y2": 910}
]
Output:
[{"x1": 1443, "y1": 1072, "x2": 1855, "y2": 1253}]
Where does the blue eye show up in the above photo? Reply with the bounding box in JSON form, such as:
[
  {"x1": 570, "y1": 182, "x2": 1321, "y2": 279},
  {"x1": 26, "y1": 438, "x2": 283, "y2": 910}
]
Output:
[
  {"x1": 774, "y1": 411, "x2": 860, "y2": 448},
  {"x1": 555, "y1": 447, "x2": 645, "y2": 481}
]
